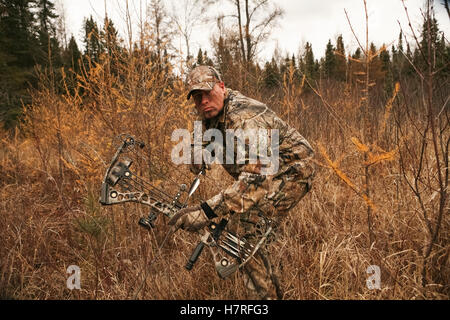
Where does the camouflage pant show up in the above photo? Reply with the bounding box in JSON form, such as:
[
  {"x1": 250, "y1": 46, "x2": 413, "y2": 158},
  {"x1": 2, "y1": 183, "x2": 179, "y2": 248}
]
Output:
[
  {"x1": 225, "y1": 166, "x2": 311, "y2": 300},
  {"x1": 242, "y1": 248, "x2": 282, "y2": 300}
]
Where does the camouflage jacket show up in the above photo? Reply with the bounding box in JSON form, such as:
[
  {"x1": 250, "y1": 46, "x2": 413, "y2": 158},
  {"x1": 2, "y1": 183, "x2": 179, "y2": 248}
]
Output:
[{"x1": 193, "y1": 89, "x2": 315, "y2": 217}]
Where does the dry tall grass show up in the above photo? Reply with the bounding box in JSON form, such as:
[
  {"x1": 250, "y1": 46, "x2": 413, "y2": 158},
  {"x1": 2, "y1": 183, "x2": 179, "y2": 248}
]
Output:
[{"x1": 0, "y1": 33, "x2": 448, "y2": 300}]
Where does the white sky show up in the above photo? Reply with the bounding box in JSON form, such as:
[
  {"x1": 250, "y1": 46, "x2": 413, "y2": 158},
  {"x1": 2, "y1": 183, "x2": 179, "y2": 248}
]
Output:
[{"x1": 60, "y1": 0, "x2": 450, "y2": 62}]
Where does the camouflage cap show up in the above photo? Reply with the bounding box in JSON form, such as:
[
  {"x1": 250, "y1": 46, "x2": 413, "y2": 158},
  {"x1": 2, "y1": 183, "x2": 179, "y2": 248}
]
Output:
[{"x1": 186, "y1": 65, "x2": 222, "y2": 100}]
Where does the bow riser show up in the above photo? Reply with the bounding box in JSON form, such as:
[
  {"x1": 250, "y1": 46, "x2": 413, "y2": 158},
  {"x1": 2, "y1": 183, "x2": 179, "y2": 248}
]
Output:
[{"x1": 100, "y1": 182, "x2": 177, "y2": 218}]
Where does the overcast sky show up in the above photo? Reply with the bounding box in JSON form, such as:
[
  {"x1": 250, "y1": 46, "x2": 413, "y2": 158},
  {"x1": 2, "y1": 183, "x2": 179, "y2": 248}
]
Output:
[{"x1": 60, "y1": 0, "x2": 450, "y2": 62}]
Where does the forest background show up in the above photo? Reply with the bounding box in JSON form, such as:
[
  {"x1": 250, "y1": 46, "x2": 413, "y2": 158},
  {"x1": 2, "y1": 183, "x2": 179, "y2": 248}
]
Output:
[{"x1": 0, "y1": 0, "x2": 448, "y2": 299}]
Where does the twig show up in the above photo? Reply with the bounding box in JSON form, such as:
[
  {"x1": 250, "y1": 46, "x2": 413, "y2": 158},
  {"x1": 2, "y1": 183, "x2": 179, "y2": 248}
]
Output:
[{"x1": 344, "y1": 9, "x2": 366, "y2": 57}]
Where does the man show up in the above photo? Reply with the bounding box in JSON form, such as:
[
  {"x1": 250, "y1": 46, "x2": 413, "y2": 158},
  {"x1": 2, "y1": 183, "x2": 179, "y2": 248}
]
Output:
[{"x1": 169, "y1": 65, "x2": 315, "y2": 299}]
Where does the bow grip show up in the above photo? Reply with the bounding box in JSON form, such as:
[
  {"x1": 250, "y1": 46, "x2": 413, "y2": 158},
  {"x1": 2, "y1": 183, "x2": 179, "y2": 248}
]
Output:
[{"x1": 185, "y1": 241, "x2": 205, "y2": 271}]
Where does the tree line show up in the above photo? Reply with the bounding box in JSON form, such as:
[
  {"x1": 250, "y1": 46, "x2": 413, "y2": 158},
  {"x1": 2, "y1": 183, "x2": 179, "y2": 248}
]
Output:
[
  {"x1": 0, "y1": 0, "x2": 124, "y2": 129},
  {"x1": 1, "y1": 0, "x2": 449, "y2": 129}
]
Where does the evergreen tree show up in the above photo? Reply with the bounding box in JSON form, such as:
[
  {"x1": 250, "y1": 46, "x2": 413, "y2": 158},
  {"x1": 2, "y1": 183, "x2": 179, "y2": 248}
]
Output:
[
  {"x1": 280, "y1": 54, "x2": 290, "y2": 78},
  {"x1": 369, "y1": 42, "x2": 384, "y2": 84},
  {"x1": 353, "y1": 47, "x2": 362, "y2": 60},
  {"x1": 420, "y1": 16, "x2": 440, "y2": 66},
  {"x1": 335, "y1": 35, "x2": 347, "y2": 81},
  {"x1": 0, "y1": 0, "x2": 37, "y2": 128},
  {"x1": 391, "y1": 32, "x2": 404, "y2": 81},
  {"x1": 318, "y1": 57, "x2": 325, "y2": 80},
  {"x1": 61, "y1": 35, "x2": 81, "y2": 95},
  {"x1": 83, "y1": 15, "x2": 103, "y2": 64},
  {"x1": 196, "y1": 48, "x2": 204, "y2": 65},
  {"x1": 406, "y1": 42, "x2": 417, "y2": 76},
  {"x1": 101, "y1": 17, "x2": 120, "y2": 58},
  {"x1": 303, "y1": 42, "x2": 317, "y2": 81},
  {"x1": 290, "y1": 54, "x2": 301, "y2": 82},
  {"x1": 63, "y1": 35, "x2": 81, "y2": 73},
  {"x1": 419, "y1": 16, "x2": 449, "y2": 77},
  {"x1": 394, "y1": 31, "x2": 404, "y2": 64},
  {"x1": 0, "y1": 0, "x2": 36, "y2": 69},
  {"x1": 263, "y1": 58, "x2": 281, "y2": 88},
  {"x1": 281, "y1": 53, "x2": 300, "y2": 83},
  {"x1": 35, "y1": 0, "x2": 61, "y2": 68},
  {"x1": 380, "y1": 47, "x2": 391, "y2": 73},
  {"x1": 202, "y1": 51, "x2": 214, "y2": 66},
  {"x1": 380, "y1": 46, "x2": 393, "y2": 96},
  {"x1": 349, "y1": 47, "x2": 364, "y2": 87},
  {"x1": 193, "y1": 49, "x2": 214, "y2": 68},
  {"x1": 324, "y1": 39, "x2": 336, "y2": 79},
  {"x1": 213, "y1": 35, "x2": 235, "y2": 85},
  {"x1": 436, "y1": 33, "x2": 450, "y2": 77}
]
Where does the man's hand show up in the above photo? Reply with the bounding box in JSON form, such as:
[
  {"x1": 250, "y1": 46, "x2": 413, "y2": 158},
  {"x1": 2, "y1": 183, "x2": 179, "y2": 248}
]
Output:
[
  {"x1": 168, "y1": 206, "x2": 209, "y2": 232},
  {"x1": 190, "y1": 163, "x2": 210, "y2": 175}
]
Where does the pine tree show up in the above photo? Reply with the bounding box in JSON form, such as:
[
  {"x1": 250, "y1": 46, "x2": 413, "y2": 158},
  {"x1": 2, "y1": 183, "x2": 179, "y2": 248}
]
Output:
[
  {"x1": 348, "y1": 47, "x2": 363, "y2": 87},
  {"x1": 0, "y1": 0, "x2": 37, "y2": 128},
  {"x1": 369, "y1": 42, "x2": 384, "y2": 84},
  {"x1": 83, "y1": 15, "x2": 103, "y2": 64},
  {"x1": 101, "y1": 17, "x2": 120, "y2": 58},
  {"x1": 419, "y1": 16, "x2": 449, "y2": 77},
  {"x1": 0, "y1": 0, "x2": 36, "y2": 69},
  {"x1": 35, "y1": 0, "x2": 61, "y2": 68},
  {"x1": 406, "y1": 42, "x2": 415, "y2": 76},
  {"x1": 213, "y1": 35, "x2": 235, "y2": 85},
  {"x1": 63, "y1": 35, "x2": 81, "y2": 73},
  {"x1": 324, "y1": 39, "x2": 336, "y2": 79},
  {"x1": 380, "y1": 46, "x2": 393, "y2": 96},
  {"x1": 290, "y1": 54, "x2": 301, "y2": 82},
  {"x1": 280, "y1": 54, "x2": 291, "y2": 78},
  {"x1": 61, "y1": 35, "x2": 81, "y2": 95},
  {"x1": 263, "y1": 58, "x2": 281, "y2": 88},
  {"x1": 436, "y1": 34, "x2": 449, "y2": 77},
  {"x1": 303, "y1": 42, "x2": 317, "y2": 81},
  {"x1": 353, "y1": 47, "x2": 362, "y2": 60},
  {"x1": 196, "y1": 48, "x2": 204, "y2": 65},
  {"x1": 202, "y1": 51, "x2": 214, "y2": 66},
  {"x1": 392, "y1": 31, "x2": 405, "y2": 78},
  {"x1": 335, "y1": 35, "x2": 347, "y2": 81},
  {"x1": 419, "y1": 16, "x2": 440, "y2": 67}
]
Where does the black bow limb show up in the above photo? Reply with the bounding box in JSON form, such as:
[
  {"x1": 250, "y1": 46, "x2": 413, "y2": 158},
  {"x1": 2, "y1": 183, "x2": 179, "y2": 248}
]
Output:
[{"x1": 99, "y1": 134, "x2": 185, "y2": 229}]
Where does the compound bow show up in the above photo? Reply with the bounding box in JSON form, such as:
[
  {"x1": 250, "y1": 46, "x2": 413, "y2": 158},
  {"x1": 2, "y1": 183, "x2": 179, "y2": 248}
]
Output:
[{"x1": 99, "y1": 134, "x2": 273, "y2": 279}]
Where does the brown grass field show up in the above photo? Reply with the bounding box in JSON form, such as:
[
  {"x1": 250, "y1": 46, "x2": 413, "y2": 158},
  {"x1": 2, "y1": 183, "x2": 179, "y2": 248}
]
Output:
[{"x1": 0, "y1": 26, "x2": 448, "y2": 300}]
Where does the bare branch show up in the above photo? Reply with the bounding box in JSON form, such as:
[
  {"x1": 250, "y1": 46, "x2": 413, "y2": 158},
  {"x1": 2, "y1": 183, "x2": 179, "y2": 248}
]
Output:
[{"x1": 344, "y1": 8, "x2": 366, "y2": 57}]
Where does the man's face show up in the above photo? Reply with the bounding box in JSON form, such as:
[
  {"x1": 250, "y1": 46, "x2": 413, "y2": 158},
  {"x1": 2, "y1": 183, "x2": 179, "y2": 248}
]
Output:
[{"x1": 191, "y1": 82, "x2": 226, "y2": 119}]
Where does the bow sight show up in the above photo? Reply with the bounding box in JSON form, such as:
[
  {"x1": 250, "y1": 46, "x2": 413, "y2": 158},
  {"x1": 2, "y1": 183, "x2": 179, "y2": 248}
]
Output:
[{"x1": 99, "y1": 134, "x2": 273, "y2": 279}]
